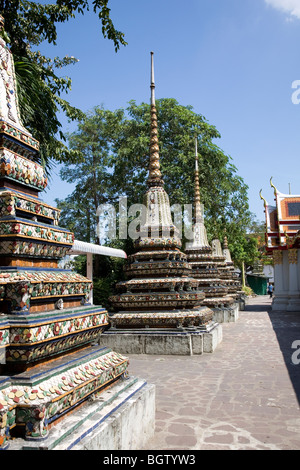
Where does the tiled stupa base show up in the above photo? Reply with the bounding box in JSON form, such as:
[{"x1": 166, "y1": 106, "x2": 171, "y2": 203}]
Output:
[
  {"x1": 99, "y1": 321, "x2": 222, "y2": 355},
  {"x1": 7, "y1": 375, "x2": 155, "y2": 450},
  {"x1": 0, "y1": 305, "x2": 110, "y2": 370},
  {"x1": 0, "y1": 345, "x2": 135, "y2": 448}
]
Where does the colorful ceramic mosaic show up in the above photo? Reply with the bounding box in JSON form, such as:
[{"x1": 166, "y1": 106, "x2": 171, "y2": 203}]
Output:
[
  {"x1": 0, "y1": 240, "x2": 70, "y2": 258},
  {"x1": 0, "y1": 33, "x2": 39, "y2": 155},
  {"x1": 8, "y1": 308, "x2": 108, "y2": 347},
  {"x1": 210, "y1": 238, "x2": 242, "y2": 298},
  {"x1": 6, "y1": 327, "x2": 107, "y2": 364},
  {"x1": 0, "y1": 190, "x2": 60, "y2": 224},
  {"x1": 0, "y1": 149, "x2": 46, "y2": 190},
  {"x1": 109, "y1": 53, "x2": 214, "y2": 329},
  {"x1": 110, "y1": 307, "x2": 213, "y2": 329},
  {"x1": 0, "y1": 219, "x2": 74, "y2": 244},
  {"x1": 0, "y1": 348, "x2": 128, "y2": 442},
  {"x1": 0, "y1": 270, "x2": 92, "y2": 314},
  {"x1": 0, "y1": 15, "x2": 130, "y2": 449}
]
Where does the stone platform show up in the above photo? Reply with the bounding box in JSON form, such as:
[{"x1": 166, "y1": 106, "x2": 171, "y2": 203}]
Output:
[
  {"x1": 212, "y1": 303, "x2": 239, "y2": 323},
  {"x1": 98, "y1": 322, "x2": 222, "y2": 356}
]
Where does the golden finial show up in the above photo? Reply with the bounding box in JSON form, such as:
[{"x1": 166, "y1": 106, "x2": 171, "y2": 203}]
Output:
[
  {"x1": 224, "y1": 236, "x2": 228, "y2": 248},
  {"x1": 147, "y1": 51, "x2": 164, "y2": 187}
]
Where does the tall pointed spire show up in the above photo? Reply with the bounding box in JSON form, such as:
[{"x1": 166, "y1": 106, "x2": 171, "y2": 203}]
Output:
[
  {"x1": 185, "y1": 137, "x2": 209, "y2": 249},
  {"x1": 0, "y1": 15, "x2": 37, "y2": 149},
  {"x1": 194, "y1": 136, "x2": 202, "y2": 224},
  {"x1": 147, "y1": 52, "x2": 164, "y2": 187}
]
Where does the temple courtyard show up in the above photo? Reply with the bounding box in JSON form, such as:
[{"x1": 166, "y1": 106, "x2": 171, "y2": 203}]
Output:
[{"x1": 127, "y1": 295, "x2": 300, "y2": 450}]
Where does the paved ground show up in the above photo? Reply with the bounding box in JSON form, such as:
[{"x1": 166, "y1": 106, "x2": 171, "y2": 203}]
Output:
[{"x1": 127, "y1": 296, "x2": 300, "y2": 450}]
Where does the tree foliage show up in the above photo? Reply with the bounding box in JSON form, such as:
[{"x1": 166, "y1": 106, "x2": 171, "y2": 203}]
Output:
[
  {"x1": 56, "y1": 100, "x2": 261, "y2": 271},
  {"x1": 0, "y1": 0, "x2": 126, "y2": 170}
]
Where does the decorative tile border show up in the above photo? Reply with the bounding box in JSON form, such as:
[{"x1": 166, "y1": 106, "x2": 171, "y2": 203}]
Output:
[
  {"x1": 6, "y1": 327, "x2": 105, "y2": 363},
  {"x1": 9, "y1": 310, "x2": 108, "y2": 346},
  {"x1": 109, "y1": 307, "x2": 213, "y2": 328},
  {"x1": 0, "y1": 271, "x2": 92, "y2": 314},
  {"x1": 0, "y1": 218, "x2": 74, "y2": 245},
  {"x1": 124, "y1": 260, "x2": 191, "y2": 276},
  {"x1": 0, "y1": 239, "x2": 70, "y2": 259},
  {"x1": 0, "y1": 148, "x2": 45, "y2": 190},
  {"x1": 116, "y1": 276, "x2": 200, "y2": 291},
  {"x1": 0, "y1": 190, "x2": 60, "y2": 225},
  {"x1": 0, "y1": 348, "x2": 129, "y2": 446},
  {"x1": 109, "y1": 290, "x2": 205, "y2": 310},
  {"x1": 0, "y1": 307, "x2": 109, "y2": 364},
  {"x1": 135, "y1": 236, "x2": 182, "y2": 248}
]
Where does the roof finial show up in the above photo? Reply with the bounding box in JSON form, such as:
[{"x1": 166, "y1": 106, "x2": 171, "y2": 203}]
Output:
[
  {"x1": 270, "y1": 176, "x2": 277, "y2": 196},
  {"x1": 148, "y1": 51, "x2": 164, "y2": 187},
  {"x1": 259, "y1": 189, "x2": 267, "y2": 208}
]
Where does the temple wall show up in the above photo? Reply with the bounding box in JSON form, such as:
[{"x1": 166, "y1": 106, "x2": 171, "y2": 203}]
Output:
[{"x1": 272, "y1": 249, "x2": 300, "y2": 312}]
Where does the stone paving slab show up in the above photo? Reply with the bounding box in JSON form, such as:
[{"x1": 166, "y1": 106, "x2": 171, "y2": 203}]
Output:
[{"x1": 127, "y1": 296, "x2": 300, "y2": 450}]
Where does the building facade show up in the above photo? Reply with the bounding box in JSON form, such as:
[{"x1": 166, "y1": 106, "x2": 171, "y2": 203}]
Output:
[{"x1": 260, "y1": 179, "x2": 300, "y2": 311}]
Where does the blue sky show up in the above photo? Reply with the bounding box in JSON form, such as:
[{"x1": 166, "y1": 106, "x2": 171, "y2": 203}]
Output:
[{"x1": 40, "y1": 0, "x2": 300, "y2": 223}]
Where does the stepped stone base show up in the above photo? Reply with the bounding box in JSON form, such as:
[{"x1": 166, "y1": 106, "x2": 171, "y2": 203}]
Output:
[
  {"x1": 8, "y1": 376, "x2": 155, "y2": 450},
  {"x1": 212, "y1": 303, "x2": 239, "y2": 323},
  {"x1": 98, "y1": 322, "x2": 222, "y2": 355}
]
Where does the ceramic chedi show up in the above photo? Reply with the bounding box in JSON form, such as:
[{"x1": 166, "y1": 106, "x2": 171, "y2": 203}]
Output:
[
  {"x1": 105, "y1": 53, "x2": 221, "y2": 354},
  {"x1": 185, "y1": 141, "x2": 238, "y2": 322},
  {"x1": 211, "y1": 236, "x2": 243, "y2": 302},
  {"x1": 0, "y1": 16, "x2": 132, "y2": 450},
  {"x1": 222, "y1": 235, "x2": 245, "y2": 307}
]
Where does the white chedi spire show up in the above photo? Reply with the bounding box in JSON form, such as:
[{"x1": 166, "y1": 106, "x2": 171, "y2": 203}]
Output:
[
  {"x1": 0, "y1": 16, "x2": 31, "y2": 136},
  {"x1": 185, "y1": 137, "x2": 210, "y2": 250},
  {"x1": 211, "y1": 238, "x2": 223, "y2": 257},
  {"x1": 222, "y1": 235, "x2": 233, "y2": 263}
]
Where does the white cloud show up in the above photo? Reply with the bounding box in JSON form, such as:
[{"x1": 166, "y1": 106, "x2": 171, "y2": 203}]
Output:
[{"x1": 265, "y1": 0, "x2": 300, "y2": 19}]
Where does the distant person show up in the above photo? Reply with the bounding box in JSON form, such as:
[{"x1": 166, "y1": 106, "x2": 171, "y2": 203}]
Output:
[{"x1": 268, "y1": 284, "x2": 273, "y2": 298}]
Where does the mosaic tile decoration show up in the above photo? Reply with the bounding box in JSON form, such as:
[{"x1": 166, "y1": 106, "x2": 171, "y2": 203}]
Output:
[
  {"x1": 0, "y1": 190, "x2": 60, "y2": 225},
  {"x1": 109, "y1": 291, "x2": 205, "y2": 310},
  {"x1": 0, "y1": 16, "x2": 131, "y2": 450},
  {"x1": 0, "y1": 347, "x2": 128, "y2": 445},
  {"x1": 0, "y1": 240, "x2": 70, "y2": 259},
  {"x1": 110, "y1": 307, "x2": 213, "y2": 329},
  {"x1": 3, "y1": 306, "x2": 108, "y2": 363},
  {"x1": 0, "y1": 149, "x2": 46, "y2": 190},
  {"x1": 0, "y1": 270, "x2": 92, "y2": 314},
  {"x1": 0, "y1": 218, "x2": 74, "y2": 245}
]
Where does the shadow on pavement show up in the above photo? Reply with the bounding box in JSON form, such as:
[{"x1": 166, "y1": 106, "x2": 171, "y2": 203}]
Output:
[{"x1": 262, "y1": 302, "x2": 300, "y2": 406}]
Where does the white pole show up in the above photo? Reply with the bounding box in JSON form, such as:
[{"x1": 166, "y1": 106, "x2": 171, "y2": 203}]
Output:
[{"x1": 86, "y1": 252, "x2": 93, "y2": 304}]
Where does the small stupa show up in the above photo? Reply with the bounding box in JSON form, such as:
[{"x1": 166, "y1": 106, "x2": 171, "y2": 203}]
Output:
[
  {"x1": 211, "y1": 236, "x2": 243, "y2": 302},
  {"x1": 103, "y1": 53, "x2": 222, "y2": 355},
  {"x1": 0, "y1": 17, "x2": 153, "y2": 450},
  {"x1": 185, "y1": 140, "x2": 238, "y2": 322}
]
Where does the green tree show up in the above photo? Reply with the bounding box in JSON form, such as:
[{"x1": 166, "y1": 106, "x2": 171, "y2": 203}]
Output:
[
  {"x1": 55, "y1": 106, "x2": 126, "y2": 242},
  {"x1": 110, "y1": 99, "x2": 254, "y2": 255},
  {"x1": 0, "y1": 0, "x2": 126, "y2": 170},
  {"x1": 57, "y1": 100, "x2": 257, "y2": 266}
]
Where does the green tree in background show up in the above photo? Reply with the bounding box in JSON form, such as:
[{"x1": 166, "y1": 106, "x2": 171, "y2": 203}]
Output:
[
  {"x1": 56, "y1": 100, "x2": 261, "y2": 291},
  {"x1": 55, "y1": 106, "x2": 126, "y2": 243},
  {"x1": 0, "y1": 0, "x2": 126, "y2": 170}
]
